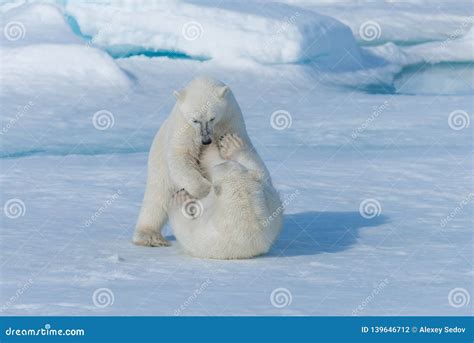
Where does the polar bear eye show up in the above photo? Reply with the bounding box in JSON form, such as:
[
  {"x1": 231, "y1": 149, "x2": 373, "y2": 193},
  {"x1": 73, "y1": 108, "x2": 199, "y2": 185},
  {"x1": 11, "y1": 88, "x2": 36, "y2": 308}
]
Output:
[
  {"x1": 210, "y1": 118, "x2": 215, "y2": 122},
  {"x1": 192, "y1": 119, "x2": 199, "y2": 124}
]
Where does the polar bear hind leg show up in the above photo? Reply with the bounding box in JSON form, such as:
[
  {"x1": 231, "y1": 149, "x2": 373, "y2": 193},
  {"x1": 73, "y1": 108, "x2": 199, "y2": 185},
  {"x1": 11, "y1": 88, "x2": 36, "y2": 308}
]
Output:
[{"x1": 133, "y1": 180, "x2": 170, "y2": 247}]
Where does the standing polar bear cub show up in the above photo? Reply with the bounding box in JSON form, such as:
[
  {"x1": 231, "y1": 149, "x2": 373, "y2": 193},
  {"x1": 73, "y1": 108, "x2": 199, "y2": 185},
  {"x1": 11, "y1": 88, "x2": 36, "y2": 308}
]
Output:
[
  {"x1": 133, "y1": 77, "x2": 282, "y2": 258},
  {"x1": 169, "y1": 134, "x2": 283, "y2": 259}
]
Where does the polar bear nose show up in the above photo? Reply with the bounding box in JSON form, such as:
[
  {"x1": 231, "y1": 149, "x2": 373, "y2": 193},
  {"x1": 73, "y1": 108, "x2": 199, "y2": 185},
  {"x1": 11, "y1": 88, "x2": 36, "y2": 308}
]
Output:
[{"x1": 202, "y1": 137, "x2": 212, "y2": 145}]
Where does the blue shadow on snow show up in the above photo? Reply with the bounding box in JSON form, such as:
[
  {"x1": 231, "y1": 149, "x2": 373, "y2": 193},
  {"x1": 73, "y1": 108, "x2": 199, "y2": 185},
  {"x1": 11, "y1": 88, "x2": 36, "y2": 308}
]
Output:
[{"x1": 269, "y1": 211, "x2": 389, "y2": 257}]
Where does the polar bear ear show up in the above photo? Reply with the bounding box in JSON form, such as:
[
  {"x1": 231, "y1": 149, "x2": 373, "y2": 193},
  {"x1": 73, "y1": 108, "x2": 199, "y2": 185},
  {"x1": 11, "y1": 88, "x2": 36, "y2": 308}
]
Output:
[
  {"x1": 173, "y1": 90, "x2": 185, "y2": 101},
  {"x1": 217, "y1": 86, "x2": 229, "y2": 98}
]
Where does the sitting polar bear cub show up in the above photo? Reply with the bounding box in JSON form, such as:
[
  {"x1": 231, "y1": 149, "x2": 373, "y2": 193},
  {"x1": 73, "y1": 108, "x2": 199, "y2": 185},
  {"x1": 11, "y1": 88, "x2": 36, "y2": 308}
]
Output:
[{"x1": 169, "y1": 134, "x2": 283, "y2": 259}]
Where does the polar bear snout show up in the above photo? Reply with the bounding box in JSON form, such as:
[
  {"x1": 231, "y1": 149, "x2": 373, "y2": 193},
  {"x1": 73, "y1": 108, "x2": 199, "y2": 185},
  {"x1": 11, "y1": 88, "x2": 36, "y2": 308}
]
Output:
[
  {"x1": 202, "y1": 137, "x2": 212, "y2": 145},
  {"x1": 200, "y1": 121, "x2": 213, "y2": 145}
]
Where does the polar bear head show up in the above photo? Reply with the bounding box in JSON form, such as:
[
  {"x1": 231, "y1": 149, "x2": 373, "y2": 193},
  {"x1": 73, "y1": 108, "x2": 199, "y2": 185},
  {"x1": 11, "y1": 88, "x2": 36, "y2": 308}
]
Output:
[{"x1": 174, "y1": 77, "x2": 231, "y2": 145}]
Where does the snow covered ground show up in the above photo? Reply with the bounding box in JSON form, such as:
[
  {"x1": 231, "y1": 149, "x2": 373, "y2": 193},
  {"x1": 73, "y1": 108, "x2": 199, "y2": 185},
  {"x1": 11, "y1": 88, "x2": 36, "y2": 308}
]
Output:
[{"x1": 1, "y1": 1, "x2": 472, "y2": 316}]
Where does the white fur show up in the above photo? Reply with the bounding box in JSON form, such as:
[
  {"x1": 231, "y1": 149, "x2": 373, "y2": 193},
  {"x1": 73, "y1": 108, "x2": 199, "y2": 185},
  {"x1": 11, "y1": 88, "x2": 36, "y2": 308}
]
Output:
[
  {"x1": 133, "y1": 77, "x2": 271, "y2": 247},
  {"x1": 168, "y1": 134, "x2": 283, "y2": 259}
]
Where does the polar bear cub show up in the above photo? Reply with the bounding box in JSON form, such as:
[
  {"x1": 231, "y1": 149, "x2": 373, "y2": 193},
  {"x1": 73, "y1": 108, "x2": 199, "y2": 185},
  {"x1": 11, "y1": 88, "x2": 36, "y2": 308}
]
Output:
[{"x1": 168, "y1": 134, "x2": 283, "y2": 259}]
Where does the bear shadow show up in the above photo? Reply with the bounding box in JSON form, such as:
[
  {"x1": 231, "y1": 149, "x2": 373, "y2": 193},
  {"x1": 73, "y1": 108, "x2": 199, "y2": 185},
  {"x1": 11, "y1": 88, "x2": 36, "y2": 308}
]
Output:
[{"x1": 267, "y1": 211, "x2": 389, "y2": 257}]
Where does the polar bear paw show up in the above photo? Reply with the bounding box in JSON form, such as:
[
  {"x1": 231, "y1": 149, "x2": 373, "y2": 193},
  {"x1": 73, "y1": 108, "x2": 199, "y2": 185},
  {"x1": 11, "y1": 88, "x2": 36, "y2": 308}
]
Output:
[
  {"x1": 133, "y1": 229, "x2": 171, "y2": 247},
  {"x1": 218, "y1": 133, "x2": 244, "y2": 160},
  {"x1": 172, "y1": 189, "x2": 190, "y2": 206}
]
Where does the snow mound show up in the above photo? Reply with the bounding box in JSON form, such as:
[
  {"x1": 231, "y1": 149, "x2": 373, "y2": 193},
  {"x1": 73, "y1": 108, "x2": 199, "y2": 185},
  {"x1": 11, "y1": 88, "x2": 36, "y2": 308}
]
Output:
[
  {"x1": 0, "y1": 2, "x2": 82, "y2": 46},
  {"x1": 65, "y1": 1, "x2": 367, "y2": 70},
  {"x1": 363, "y1": 28, "x2": 474, "y2": 95},
  {"x1": 369, "y1": 27, "x2": 474, "y2": 66},
  {"x1": 308, "y1": 2, "x2": 473, "y2": 45},
  {"x1": 2, "y1": 44, "x2": 132, "y2": 93},
  {"x1": 1, "y1": 4, "x2": 131, "y2": 93}
]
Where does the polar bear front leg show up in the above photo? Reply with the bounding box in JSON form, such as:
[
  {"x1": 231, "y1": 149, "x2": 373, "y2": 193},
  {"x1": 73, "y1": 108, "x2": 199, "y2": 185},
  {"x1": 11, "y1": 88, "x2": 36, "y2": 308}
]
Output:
[{"x1": 167, "y1": 149, "x2": 211, "y2": 199}]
